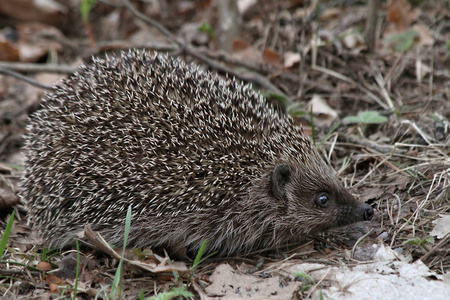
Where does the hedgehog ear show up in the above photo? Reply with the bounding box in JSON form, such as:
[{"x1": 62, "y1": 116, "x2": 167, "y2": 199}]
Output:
[{"x1": 271, "y1": 164, "x2": 292, "y2": 200}]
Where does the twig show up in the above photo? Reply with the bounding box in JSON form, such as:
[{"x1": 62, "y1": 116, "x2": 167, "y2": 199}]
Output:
[
  {"x1": 122, "y1": 0, "x2": 178, "y2": 43},
  {"x1": 364, "y1": 0, "x2": 381, "y2": 52},
  {"x1": 312, "y1": 65, "x2": 389, "y2": 110},
  {"x1": 0, "y1": 67, "x2": 56, "y2": 90},
  {"x1": 0, "y1": 62, "x2": 75, "y2": 74},
  {"x1": 420, "y1": 232, "x2": 450, "y2": 262},
  {"x1": 122, "y1": 0, "x2": 287, "y2": 97}
]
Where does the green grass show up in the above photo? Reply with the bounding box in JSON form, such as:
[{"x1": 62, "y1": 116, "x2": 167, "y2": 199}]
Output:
[
  {"x1": 109, "y1": 205, "x2": 132, "y2": 299},
  {"x1": 0, "y1": 210, "x2": 15, "y2": 261}
]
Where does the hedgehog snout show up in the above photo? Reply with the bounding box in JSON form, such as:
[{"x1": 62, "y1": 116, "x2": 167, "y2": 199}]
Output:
[
  {"x1": 356, "y1": 203, "x2": 374, "y2": 221},
  {"x1": 362, "y1": 203, "x2": 374, "y2": 221}
]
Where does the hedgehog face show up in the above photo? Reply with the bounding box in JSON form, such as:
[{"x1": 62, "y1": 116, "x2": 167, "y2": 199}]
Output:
[{"x1": 270, "y1": 162, "x2": 373, "y2": 234}]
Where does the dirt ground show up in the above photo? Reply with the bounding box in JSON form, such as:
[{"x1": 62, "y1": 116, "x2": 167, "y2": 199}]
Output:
[{"x1": 0, "y1": 0, "x2": 449, "y2": 299}]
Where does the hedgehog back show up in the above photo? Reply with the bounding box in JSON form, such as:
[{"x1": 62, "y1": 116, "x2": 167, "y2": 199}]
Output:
[{"x1": 22, "y1": 51, "x2": 311, "y2": 249}]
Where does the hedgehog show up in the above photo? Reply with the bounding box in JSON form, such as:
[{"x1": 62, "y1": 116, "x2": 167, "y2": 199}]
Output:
[{"x1": 21, "y1": 50, "x2": 373, "y2": 256}]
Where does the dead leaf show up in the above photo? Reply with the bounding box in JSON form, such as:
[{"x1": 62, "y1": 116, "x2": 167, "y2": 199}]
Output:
[
  {"x1": 232, "y1": 39, "x2": 263, "y2": 65},
  {"x1": 50, "y1": 253, "x2": 97, "y2": 279},
  {"x1": 45, "y1": 274, "x2": 65, "y2": 285},
  {"x1": 0, "y1": 0, "x2": 67, "y2": 25},
  {"x1": 49, "y1": 283, "x2": 59, "y2": 293},
  {"x1": 431, "y1": 215, "x2": 450, "y2": 239},
  {"x1": 0, "y1": 35, "x2": 19, "y2": 62},
  {"x1": 386, "y1": 0, "x2": 419, "y2": 30},
  {"x1": 283, "y1": 51, "x2": 301, "y2": 69},
  {"x1": 263, "y1": 48, "x2": 282, "y2": 67},
  {"x1": 179, "y1": 23, "x2": 210, "y2": 45},
  {"x1": 232, "y1": 38, "x2": 250, "y2": 52},
  {"x1": 204, "y1": 264, "x2": 299, "y2": 299},
  {"x1": 320, "y1": 7, "x2": 342, "y2": 21},
  {"x1": 359, "y1": 188, "x2": 384, "y2": 203},
  {"x1": 412, "y1": 24, "x2": 434, "y2": 46},
  {"x1": 36, "y1": 262, "x2": 52, "y2": 271},
  {"x1": 308, "y1": 94, "x2": 338, "y2": 127},
  {"x1": 16, "y1": 23, "x2": 64, "y2": 62},
  {"x1": 342, "y1": 29, "x2": 366, "y2": 55},
  {"x1": 0, "y1": 177, "x2": 19, "y2": 208},
  {"x1": 84, "y1": 225, "x2": 189, "y2": 273}
]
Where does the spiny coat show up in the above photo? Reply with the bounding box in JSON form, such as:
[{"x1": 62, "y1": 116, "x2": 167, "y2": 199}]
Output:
[{"x1": 21, "y1": 50, "x2": 373, "y2": 256}]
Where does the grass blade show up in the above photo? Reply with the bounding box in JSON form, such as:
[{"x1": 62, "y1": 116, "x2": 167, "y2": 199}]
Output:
[
  {"x1": 110, "y1": 206, "x2": 132, "y2": 299},
  {"x1": 0, "y1": 210, "x2": 15, "y2": 261}
]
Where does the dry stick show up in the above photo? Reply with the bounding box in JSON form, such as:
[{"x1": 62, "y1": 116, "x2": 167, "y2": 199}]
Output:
[
  {"x1": 420, "y1": 232, "x2": 450, "y2": 262},
  {"x1": 305, "y1": 267, "x2": 331, "y2": 299},
  {"x1": 364, "y1": 0, "x2": 381, "y2": 53},
  {"x1": 412, "y1": 168, "x2": 450, "y2": 235},
  {"x1": 373, "y1": 63, "x2": 394, "y2": 110},
  {"x1": 383, "y1": 52, "x2": 403, "y2": 85},
  {"x1": 352, "y1": 146, "x2": 396, "y2": 188},
  {"x1": 297, "y1": 16, "x2": 307, "y2": 100},
  {"x1": 420, "y1": 54, "x2": 435, "y2": 114},
  {"x1": 122, "y1": 0, "x2": 177, "y2": 42},
  {"x1": 384, "y1": 193, "x2": 402, "y2": 228},
  {"x1": 363, "y1": 147, "x2": 407, "y2": 175},
  {"x1": 122, "y1": 0, "x2": 287, "y2": 98},
  {"x1": 351, "y1": 228, "x2": 374, "y2": 259},
  {"x1": 389, "y1": 170, "x2": 448, "y2": 247},
  {"x1": 342, "y1": 133, "x2": 408, "y2": 155},
  {"x1": 399, "y1": 120, "x2": 450, "y2": 158},
  {"x1": 312, "y1": 65, "x2": 389, "y2": 110},
  {"x1": 0, "y1": 67, "x2": 56, "y2": 91}
]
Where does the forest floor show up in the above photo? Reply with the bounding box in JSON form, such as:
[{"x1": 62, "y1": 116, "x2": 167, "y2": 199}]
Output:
[{"x1": 0, "y1": 0, "x2": 449, "y2": 299}]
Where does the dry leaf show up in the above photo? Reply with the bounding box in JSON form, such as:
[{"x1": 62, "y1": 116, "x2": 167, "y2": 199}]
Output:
[
  {"x1": 45, "y1": 274, "x2": 65, "y2": 285},
  {"x1": 320, "y1": 7, "x2": 342, "y2": 21},
  {"x1": 387, "y1": 0, "x2": 418, "y2": 30},
  {"x1": 308, "y1": 94, "x2": 338, "y2": 126},
  {"x1": 232, "y1": 38, "x2": 250, "y2": 52},
  {"x1": 49, "y1": 283, "x2": 59, "y2": 293},
  {"x1": 36, "y1": 262, "x2": 52, "y2": 271},
  {"x1": 0, "y1": 0, "x2": 67, "y2": 25},
  {"x1": 263, "y1": 48, "x2": 282, "y2": 67},
  {"x1": 431, "y1": 215, "x2": 450, "y2": 239},
  {"x1": 16, "y1": 23, "x2": 63, "y2": 62},
  {"x1": 412, "y1": 24, "x2": 434, "y2": 46},
  {"x1": 204, "y1": 264, "x2": 299, "y2": 299},
  {"x1": 0, "y1": 177, "x2": 19, "y2": 208},
  {"x1": 0, "y1": 36, "x2": 19, "y2": 62},
  {"x1": 84, "y1": 225, "x2": 189, "y2": 274},
  {"x1": 283, "y1": 51, "x2": 301, "y2": 68}
]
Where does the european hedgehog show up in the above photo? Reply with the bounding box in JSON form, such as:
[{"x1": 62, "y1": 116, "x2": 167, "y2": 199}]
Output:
[{"x1": 21, "y1": 50, "x2": 373, "y2": 256}]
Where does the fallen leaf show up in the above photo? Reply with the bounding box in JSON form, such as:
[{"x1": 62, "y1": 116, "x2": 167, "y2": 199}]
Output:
[
  {"x1": 232, "y1": 38, "x2": 250, "y2": 52},
  {"x1": 45, "y1": 274, "x2": 65, "y2": 285},
  {"x1": 49, "y1": 283, "x2": 59, "y2": 293},
  {"x1": 0, "y1": 178, "x2": 19, "y2": 208},
  {"x1": 205, "y1": 264, "x2": 299, "y2": 299},
  {"x1": 283, "y1": 51, "x2": 301, "y2": 69},
  {"x1": 84, "y1": 225, "x2": 189, "y2": 273},
  {"x1": 308, "y1": 94, "x2": 338, "y2": 127},
  {"x1": 51, "y1": 253, "x2": 97, "y2": 279},
  {"x1": 263, "y1": 48, "x2": 282, "y2": 67},
  {"x1": 0, "y1": 0, "x2": 67, "y2": 25},
  {"x1": 431, "y1": 215, "x2": 450, "y2": 239},
  {"x1": 412, "y1": 24, "x2": 434, "y2": 47},
  {"x1": 320, "y1": 7, "x2": 342, "y2": 21},
  {"x1": 36, "y1": 262, "x2": 52, "y2": 271},
  {"x1": 386, "y1": 0, "x2": 418, "y2": 30}
]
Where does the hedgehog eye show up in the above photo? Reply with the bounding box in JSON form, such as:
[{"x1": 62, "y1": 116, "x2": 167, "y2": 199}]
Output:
[{"x1": 315, "y1": 193, "x2": 330, "y2": 208}]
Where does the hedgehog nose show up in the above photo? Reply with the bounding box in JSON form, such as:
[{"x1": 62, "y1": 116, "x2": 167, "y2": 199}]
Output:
[{"x1": 363, "y1": 204, "x2": 374, "y2": 221}]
